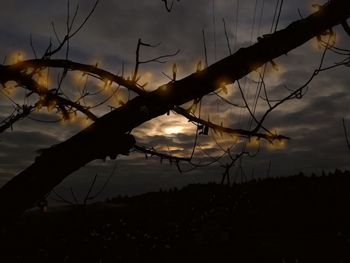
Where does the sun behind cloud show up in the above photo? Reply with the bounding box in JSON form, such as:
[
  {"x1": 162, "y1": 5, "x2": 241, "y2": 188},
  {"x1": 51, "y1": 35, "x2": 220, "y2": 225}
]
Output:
[{"x1": 164, "y1": 125, "x2": 184, "y2": 135}]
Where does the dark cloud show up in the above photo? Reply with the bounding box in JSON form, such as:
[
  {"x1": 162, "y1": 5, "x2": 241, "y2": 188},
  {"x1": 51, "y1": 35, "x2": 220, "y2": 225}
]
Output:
[{"x1": 0, "y1": 130, "x2": 60, "y2": 177}]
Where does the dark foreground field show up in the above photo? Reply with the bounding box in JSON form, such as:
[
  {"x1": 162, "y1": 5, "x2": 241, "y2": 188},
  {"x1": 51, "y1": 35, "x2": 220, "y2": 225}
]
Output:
[{"x1": 1, "y1": 170, "x2": 350, "y2": 262}]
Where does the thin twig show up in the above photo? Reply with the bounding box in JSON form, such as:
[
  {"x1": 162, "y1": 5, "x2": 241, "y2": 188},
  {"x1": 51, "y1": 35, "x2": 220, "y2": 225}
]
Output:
[
  {"x1": 222, "y1": 18, "x2": 232, "y2": 55},
  {"x1": 342, "y1": 118, "x2": 350, "y2": 151}
]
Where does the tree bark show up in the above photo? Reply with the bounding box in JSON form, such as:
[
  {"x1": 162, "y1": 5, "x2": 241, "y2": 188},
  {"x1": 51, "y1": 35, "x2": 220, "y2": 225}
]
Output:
[{"x1": 0, "y1": 0, "x2": 349, "y2": 226}]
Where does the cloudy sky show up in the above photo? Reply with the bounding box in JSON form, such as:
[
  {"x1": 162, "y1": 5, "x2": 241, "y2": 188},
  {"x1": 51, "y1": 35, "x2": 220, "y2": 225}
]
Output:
[{"x1": 0, "y1": 0, "x2": 349, "y2": 203}]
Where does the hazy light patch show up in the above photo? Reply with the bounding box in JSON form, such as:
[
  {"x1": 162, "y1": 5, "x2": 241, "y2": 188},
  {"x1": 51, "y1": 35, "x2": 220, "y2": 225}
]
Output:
[
  {"x1": 310, "y1": 36, "x2": 325, "y2": 52},
  {"x1": 266, "y1": 139, "x2": 287, "y2": 151},
  {"x1": 264, "y1": 61, "x2": 287, "y2": 84},
  {"x1": 138, "y1": 71, "x2": 164, "y2": 90},
  {"x1": 310, "y1": 31, "x2": 337, "y2": 53},
  {"x1": 72, "y1": 72, "x2": 87, "y2": 86},
  {"x1": 164, "y1": 125, "x2": 184, "y2": 135},
  {"x1": 156, "y1": 145, "x2": 185, "y2": 153},
  {"x1": 216, "y1": 83, "x2": 235, "y2": 98},
  {"x1": 162, "y1": 63, "x2": 194, "y2": 83},
  {"x1": 133, "y1": 113, "x2": 195, "y2": 139},
  {"x1": 211, "y1": 131, "x2": 239, "y2": 146},
  {"x1": 59, "y1": 112, "x2": 78, "y2": 125},
  {"x1": 109, "y1": 88, "x2": 127, "y2": 107},
  {"x1": 8, "y1": 50, "x2": 25, "y2": 64},
  {"x1": 247, "y1": 137, "x2": 261, "y2": 149},
  {"x1": 89, "y1": 58, "x2": 103, "y2": 68},
  {"x1": 2, "y1": 81, "x2": 17, "y2": 97},
  {"x1": 202, "y1": 112, "x2": 228, "y2": 126},
  {"x1": 78, "y1": 116, "x2": 93, "y2": 128},
  {"x1": 36, "y1": 73, "x2": 51, "y2": 90}
]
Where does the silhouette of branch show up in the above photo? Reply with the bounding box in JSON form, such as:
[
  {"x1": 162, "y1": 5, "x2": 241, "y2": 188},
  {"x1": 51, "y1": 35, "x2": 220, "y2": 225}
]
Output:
[
  {"x1": 212, "y1": 90, "x2": 246, "y2": 108},
  {"x1": 85, "y1": 161, "x2": 118, "y2": 202},
  {"x1": 50, "y1": 189, "x2": 75, "y2": 206},
  {"x1": 222, "y1": 18, "x2": 232, "y2": 55},
  {"x1": 202, "y1": 29, "x2": 209, "y2": 68},
  {"x1": 44, "y1": 0, "x2": 100, "y2": 58},
  {"x1": 0, "y1": 65, "x2": 98, "y2": 122},
  {"x1": 236, "y1": 80, "x2": 273, "y2": 135},
  {"x1": 83, "y1": 174, "x2": 98, "y2": 205},
  {"x1": 0, "y1": 105, "x2": 34, "y2": 133},
  {"x1": 221, "y1": 151, "x2": 248, "y2": 185},
  {"x1": 341, "y1": 19, "x2": 350, "y2": 36},
  {"x1": 29, "y1": 34, "x2": 38, "y2": 59},
  {"x1": 10, "y1": 59, "x2": 146, "y2": 96},
  {"x1": 173, "y1": 106, "x2": 289, "y2": 141},
  {"x1": 343, "y1": 118, "x2": 350, "y2": 151},
  {"x1": 70, "y1": 187, "x2": 79, "y2": 205},
  {"x1": 161, "y1": 0, "x2": 180, "y2": 12},
  {"x1": 247, "y1": 33, "x2": 333, "y2": 136},
  {"x1": 132, "y1": 39, "x2": 179, "y2": 82},
  {"x1": 133, "y1": 144, "x2": 190, "y2": 172}
]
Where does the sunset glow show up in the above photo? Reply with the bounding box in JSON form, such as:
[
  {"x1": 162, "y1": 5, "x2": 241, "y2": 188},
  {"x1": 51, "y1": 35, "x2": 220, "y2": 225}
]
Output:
[{"x1": 164, "y1": 126, "x2": 184, "y2": 135}]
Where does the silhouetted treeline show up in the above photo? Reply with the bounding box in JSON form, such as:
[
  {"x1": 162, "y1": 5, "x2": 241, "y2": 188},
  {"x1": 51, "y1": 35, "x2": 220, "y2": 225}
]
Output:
[{"x1": 1, "y1": 170, "x2": 350, "y2": 262}]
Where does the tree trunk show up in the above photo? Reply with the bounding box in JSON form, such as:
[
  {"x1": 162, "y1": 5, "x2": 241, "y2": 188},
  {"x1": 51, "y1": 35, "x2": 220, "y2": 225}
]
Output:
[{"x1": 0, "y1": 0, "x2": 349, "y2": 226}]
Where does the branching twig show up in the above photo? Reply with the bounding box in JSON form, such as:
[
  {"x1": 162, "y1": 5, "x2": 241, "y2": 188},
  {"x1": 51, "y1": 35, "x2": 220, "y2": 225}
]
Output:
[
  {"x1": 134, "y1": 145, "x2": 190, "y2": 162},
  {"x1": 341, "y1": 19, "x2": 350, "y2": 36},
  {"x1": 222, "y1": 18, "x2": 232, "y2": 55},
  {"x1": 250, "y1": 33, "x2": 333, "y2": 135},
  {"x1": 173, "y1": 106, "x2": 289, "y2": 141},
  {"x1": 0, "y1": 65, "x2": 98, "y2": 121},
  {"x1": 44, "y1": 0, "x2": 100, "y2": 58},
  {"x1": 202, "y1": 29, "x2": 209, "y2": 68},
  {"x1": 132, "y1": 38, "x2": 179, "y2": 83},
  {"x1": 0, "y1": 105, "x2": 34, "y2": 133},
  {"x1": 161, "y1": 0, "x2": 180, "y2": 12},
  {"x1": 50, "y1": 189, "x2": 75, "y2": 206},
  {"x1": 221, "y1": 150, "x2": 248, "y2": 185}
]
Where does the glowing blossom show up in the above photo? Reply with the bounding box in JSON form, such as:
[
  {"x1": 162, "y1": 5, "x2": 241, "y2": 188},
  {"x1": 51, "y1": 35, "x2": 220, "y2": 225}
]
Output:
[
  {"x1": 79, "y1": 117, "x2": 92, "y2": 128},
  {"x1": 267, "y1": 139, "x2": 287, "y2": 151},
  {"x1": 9, "y1": 51, "x2": 25, "y2": 64},
  {"x1": 247, "y1": 137, "x2": 260, "y2": 149},
  {"x1": 72, "y1": 72, "x2": 87, "y2": 86},
  {"x1": 47, "y1": 100, "x2": 57, "y2": 112},
  {"x1": 3, "y1": 82, "x2": 16, "y2": 96}
]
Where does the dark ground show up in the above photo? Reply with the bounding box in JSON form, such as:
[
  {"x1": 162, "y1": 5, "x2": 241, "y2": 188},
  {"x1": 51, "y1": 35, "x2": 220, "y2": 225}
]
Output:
[{"x1": 1, "y1": 170, "x2": 350, "y2": 262}]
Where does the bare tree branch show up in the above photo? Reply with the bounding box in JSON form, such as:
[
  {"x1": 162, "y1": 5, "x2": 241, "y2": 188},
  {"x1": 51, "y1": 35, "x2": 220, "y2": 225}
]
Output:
[
  {"x1": 8, "y1": 59, "x2": 146, "y2": 95},
  {"x1": 0, "y1": 105, "x2": 34, "y2": 133},
  {"x1": 133, "y1": 144, "x2": 190, "y2": 172},
  {"x1": 161, "y1": 0, "x2": 180, "y2": 12},
  {"x1": 173, "y1": 106, "x2": 289, "y2": 141},
  {"x1": 0, "y1": 65, "x2": 98, "y2": 122}
]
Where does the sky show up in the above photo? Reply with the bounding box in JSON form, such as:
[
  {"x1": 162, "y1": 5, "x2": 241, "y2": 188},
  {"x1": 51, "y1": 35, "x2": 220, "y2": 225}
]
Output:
[{"x1": 0, "y1": 0, "x2": 349, "y2": 203}]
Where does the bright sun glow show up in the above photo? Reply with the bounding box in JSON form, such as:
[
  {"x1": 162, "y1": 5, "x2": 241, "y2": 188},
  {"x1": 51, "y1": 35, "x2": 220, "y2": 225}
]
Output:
[{"x1": 164, "y1": 126, "x2": 184, "y2": 134}]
